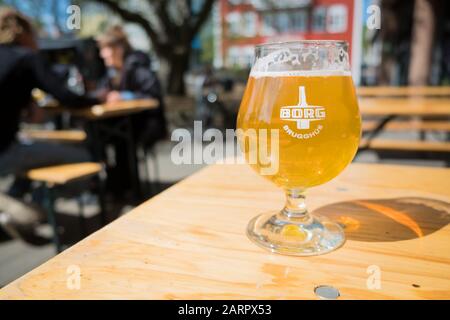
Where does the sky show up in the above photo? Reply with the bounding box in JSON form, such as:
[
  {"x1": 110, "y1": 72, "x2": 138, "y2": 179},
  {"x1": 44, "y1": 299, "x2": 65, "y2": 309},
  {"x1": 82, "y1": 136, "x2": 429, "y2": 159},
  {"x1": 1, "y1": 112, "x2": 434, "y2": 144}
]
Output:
[{"x1": 4, "y1": 0, "x2": 72, "y2": 36}]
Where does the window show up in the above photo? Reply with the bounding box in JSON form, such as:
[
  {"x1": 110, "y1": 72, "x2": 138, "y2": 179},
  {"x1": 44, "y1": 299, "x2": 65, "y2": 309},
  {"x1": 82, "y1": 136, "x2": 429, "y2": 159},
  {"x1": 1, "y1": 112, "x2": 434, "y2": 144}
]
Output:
[
  {"x1": 227, "y1": 47, "x2": 239, "y2": 66},
  {"x1": 261, "y1": 10, "x2": 308, "y2": 35},
  {"x1": 226, "y1": 12, "x2": 241, "y2": 36},
  {"x1": 227, "y1": 46, "x2": 254, "y2": 68},
  {"x1": 277, "y1": 12, "x2": 290, "y2": 33},
  {"x1": 327, "y1": 4, "x2": 347, "y2": 33},
  {"x1": 242, "y1": 11, "x2": 257, "y2": 37},
  {"x1": 261, "y1": 12, "x2": 275, "y2": 36},
  {"x1": 242, "y1": 46, "x2": 254, "y2": 67},
  {"x1": 312, "y1": 6, "x2": 326, "y2": 32},
  {"x1": 292, "y1": 10, "x2": 308, "y2": 32},
  {"x1": 226, "y1": 11, "x2": 257, "y2": 37}
]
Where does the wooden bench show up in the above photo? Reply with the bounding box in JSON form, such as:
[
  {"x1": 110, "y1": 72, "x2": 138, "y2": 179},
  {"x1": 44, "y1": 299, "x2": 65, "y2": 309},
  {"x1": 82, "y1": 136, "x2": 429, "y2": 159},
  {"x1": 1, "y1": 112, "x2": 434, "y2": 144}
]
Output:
[
  {"x1": 359, "y1": 98, "x2": 449, "y2": 160},
  {"x1": 362, "y1": 120, "x2": 450, "y2": 132},
  {"x1": 359, "y1": 98, "x2": 450, "y2": 117},
  {"x1": 357, "y1": 86, "x2": 450, "y2": 97},
  {"x1": 26, "y1": 162, "x2": 102, "y2": 185},
  {"x1": 42, "y1": 99, "x2": 159, "y2": 120},
  {"x1": 360, "y1": 138, "x2": 450, "y2": 153},
  {"x1": 25, "y1": 162, "x2": 105, "y2": 252},
  {"x1": 19, "y1": 130, "x2": 87, "y2": 143}
]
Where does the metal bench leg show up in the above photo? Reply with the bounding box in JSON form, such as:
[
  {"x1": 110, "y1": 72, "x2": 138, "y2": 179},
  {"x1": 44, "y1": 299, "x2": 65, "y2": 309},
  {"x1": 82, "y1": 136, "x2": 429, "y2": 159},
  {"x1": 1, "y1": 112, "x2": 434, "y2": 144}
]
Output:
[
  {"x1": 138, "y1": 146, "x2": 152, "y2": 197},
  {"x1": 125, "y1": 117, "x2": 142, "y2": 200},
  {"x1": 148, "y1": 147, "x2": 160, "y2": 195},
  {"x1": 42, "y1": 184, "x2": 62, "y2": 253},
  {"x1": 77, "y1": 195, "x2": 88, "y2": 237},
  {"x1": 360, "y1": 115, "x2": 396, "y2": 151},
  {"x1": 143, "y1": 147, "x2": 160, "y2": 196},
  {"x1": 98, "y1": 169, "x2": 108, "y2": 226}
]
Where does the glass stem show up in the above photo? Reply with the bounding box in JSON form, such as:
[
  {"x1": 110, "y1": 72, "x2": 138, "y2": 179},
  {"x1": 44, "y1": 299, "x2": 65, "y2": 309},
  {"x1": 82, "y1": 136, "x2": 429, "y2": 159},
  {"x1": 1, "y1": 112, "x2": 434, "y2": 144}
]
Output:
[{"x1": 282, "y1": 189, "x2": 311, "y2": 221}]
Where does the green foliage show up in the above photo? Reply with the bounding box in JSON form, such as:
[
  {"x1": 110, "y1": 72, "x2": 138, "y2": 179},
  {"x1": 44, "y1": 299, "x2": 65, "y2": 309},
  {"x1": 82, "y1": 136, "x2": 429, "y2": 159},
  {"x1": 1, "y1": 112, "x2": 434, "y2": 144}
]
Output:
[{"x1": 199, "y1": 17, "x2": 214, "y2": 64}]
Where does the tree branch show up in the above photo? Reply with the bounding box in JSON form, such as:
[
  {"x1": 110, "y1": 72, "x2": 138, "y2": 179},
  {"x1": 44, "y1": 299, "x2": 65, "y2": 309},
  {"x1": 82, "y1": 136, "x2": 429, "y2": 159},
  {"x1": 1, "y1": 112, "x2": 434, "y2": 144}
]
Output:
[
  {"x1": 190, "y1": 0, "x2": 215, "y2": 39},
  {"x1": 95, "y1": 0, "x2": 164, "y2": 53},
  {"x1": 186, "y1": 0, "x2": 193, "y2": 17},
  {"x1": 152, "y1": 0, "x2": 178, "y2": 39}
]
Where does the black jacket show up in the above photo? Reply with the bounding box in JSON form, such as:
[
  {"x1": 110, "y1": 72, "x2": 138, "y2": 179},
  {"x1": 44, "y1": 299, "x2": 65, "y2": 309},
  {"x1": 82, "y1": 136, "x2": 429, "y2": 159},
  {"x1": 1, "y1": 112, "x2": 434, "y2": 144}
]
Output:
[
  {"x1": 100, "y1": 50, "x2": 167, "y2": 144},
  {"x1": 101, "y1": 51, "x2": 161, "y2": 98},
  {"x1": 0, "y1": 44, "x2": 99, "y2": 152}
]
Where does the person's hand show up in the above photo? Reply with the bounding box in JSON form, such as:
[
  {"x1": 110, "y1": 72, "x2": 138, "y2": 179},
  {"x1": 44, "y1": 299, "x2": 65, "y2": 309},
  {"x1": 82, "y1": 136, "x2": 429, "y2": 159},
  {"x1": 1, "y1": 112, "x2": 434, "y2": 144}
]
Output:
[
  {"x1": 106, "y1": 91, "x2": 123, "y2": 103},
  {"x1": 95, "y1": 88, "x2": 109, "y2": 103}
]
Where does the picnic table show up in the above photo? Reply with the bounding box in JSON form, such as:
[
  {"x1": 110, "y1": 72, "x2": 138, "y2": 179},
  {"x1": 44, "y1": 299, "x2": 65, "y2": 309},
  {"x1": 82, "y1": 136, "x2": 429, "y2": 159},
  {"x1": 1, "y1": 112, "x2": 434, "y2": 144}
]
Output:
[
  {"x1": 18, "y1": 129, "x2": 87, "y2": 143},
  {"x1": 358, "y1": 97, "x2": 450, "y2": 157},
  {"x1": 43, "y1": 99, "x2": 159, "y2": 199},
  {"x1": 45, "y1": 99, "x2": 159, "y2": 119},
  {"x1": 357, "y1": 86, "x2": 450, "y2": 97},
  {"x1": 359, "y1": 98, "x2": 450, "y2": 117},
  {"x1": 1, "y1": 162, "x2": 449, "y2": 299}
]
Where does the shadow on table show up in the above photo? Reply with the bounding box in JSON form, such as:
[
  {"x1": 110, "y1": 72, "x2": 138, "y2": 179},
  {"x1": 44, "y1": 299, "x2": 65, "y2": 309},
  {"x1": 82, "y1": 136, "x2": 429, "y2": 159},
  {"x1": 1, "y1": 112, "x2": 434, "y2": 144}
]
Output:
[{"x1": 314, "y1": 197, "x2": 450, "y2": 242}]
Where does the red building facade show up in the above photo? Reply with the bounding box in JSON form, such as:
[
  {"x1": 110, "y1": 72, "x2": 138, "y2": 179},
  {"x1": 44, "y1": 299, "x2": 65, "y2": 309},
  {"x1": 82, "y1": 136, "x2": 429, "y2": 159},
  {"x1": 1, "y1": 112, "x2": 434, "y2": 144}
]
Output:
[{"x1": 216, "y1": 0, "x2": 357, "y2": 69}]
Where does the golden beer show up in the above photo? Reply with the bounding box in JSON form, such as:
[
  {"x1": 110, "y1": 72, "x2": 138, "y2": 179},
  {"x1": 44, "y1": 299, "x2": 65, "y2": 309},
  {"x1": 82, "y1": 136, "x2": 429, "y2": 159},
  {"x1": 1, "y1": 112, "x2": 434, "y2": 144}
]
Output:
[{"x1": 237, "y1": 72, "x2": 361, "y2": 189}]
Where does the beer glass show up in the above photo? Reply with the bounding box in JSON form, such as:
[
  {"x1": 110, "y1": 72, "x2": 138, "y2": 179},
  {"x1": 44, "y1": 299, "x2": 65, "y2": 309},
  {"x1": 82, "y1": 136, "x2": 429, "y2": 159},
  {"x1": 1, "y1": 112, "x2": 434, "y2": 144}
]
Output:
[{"x1": 237, "y1": 41, "x2": 361, "y2": 256}]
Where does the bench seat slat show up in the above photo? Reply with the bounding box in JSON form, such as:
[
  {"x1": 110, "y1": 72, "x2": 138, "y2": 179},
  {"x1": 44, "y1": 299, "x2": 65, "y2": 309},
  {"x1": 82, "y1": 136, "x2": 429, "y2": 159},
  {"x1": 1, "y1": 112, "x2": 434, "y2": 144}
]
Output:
[
  {"x1": 360, "y1": 139, "x2": 450, "y2": 153},
  {"x1": 26, "y1": 162, "x2": 102, "y2": 185},
  {"x1": 362, "y1": 120, "x2": 450, "y2": 132},
  {"x1": 20, "y1": 130, "x2": 87, "y2": 143}
]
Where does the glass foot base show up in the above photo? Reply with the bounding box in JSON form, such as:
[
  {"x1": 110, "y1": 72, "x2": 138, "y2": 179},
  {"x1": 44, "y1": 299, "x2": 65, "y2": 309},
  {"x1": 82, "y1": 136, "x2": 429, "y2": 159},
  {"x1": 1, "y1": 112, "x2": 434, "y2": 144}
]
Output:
[{"x1": 247, "y1": 211, "x2": 345, "y2": 256}]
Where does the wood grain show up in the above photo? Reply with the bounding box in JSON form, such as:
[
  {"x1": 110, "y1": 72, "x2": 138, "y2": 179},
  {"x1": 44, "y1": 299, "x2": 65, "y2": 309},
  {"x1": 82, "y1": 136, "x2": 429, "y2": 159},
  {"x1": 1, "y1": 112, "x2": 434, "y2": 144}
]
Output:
[
  {"x1": 19, "y1": 130, "x2": 87, "y2": 142},
  {"x1": 360, "y1": 138, "x2": 450, "y2": 153},
  {"x1": 43, "y1": 99, "x2": 159, "y2": 119},
  {"x1": 1, "y1": 163, "x2": 449, "y2": 299},
  {"x1": 362, "y1": 120, "x2": 450, "y2": 132},
  {"x1": 26, "y1": 162, "x2": 102, "y2": 185},
  {"x1": 359, "y1": 98, "x2": 450, "y2": 116},
  {"x1": 357, "y1": 86, "x2": 450, "y2": 97}
]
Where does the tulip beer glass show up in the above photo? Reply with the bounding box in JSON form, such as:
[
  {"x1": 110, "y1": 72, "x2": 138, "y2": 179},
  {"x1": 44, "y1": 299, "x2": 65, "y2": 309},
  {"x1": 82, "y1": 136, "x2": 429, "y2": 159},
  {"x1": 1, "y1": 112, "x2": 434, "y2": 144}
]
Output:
[{"x1": 237, "y1": 41, "x2": 361, "y2": 256}]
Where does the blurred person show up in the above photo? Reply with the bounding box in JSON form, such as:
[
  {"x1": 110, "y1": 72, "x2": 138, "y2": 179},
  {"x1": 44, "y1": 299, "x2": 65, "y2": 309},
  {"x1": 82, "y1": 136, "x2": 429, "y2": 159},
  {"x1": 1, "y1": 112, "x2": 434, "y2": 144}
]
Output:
[
  {"x1": 96, "y1": 25, "x2": 166, "y2": 197},
  {"x1": 0, "y1": 8, "x2": 100, "y2": 176},
  {"x1": 0, "y1": 8, "x2": 99, "y2": 243},
  {"x1": 96, "y1": 25, "x2": 166, "y2": 137}
]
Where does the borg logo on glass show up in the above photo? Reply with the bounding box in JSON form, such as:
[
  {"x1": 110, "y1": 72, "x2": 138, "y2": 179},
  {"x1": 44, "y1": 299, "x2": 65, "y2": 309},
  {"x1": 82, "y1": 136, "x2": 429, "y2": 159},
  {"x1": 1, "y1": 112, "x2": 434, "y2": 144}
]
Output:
[{"x1": 280, "y1": 86, "x2": 326, "y2": 138}]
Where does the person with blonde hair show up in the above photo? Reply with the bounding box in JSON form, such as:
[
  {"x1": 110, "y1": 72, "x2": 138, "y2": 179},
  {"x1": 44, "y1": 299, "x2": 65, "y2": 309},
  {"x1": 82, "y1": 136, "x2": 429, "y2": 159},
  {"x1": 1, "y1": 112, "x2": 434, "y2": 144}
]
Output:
[
  {"x1": 0, "y1": 6, "x2": 37, "y2": 48},
  {"x1": 0, "y1": 7, "x2": 99, "y2": 162},
  {"x1": 95, "y1": 25, "x2": 166, "y2": 197},
  {"x1": 0, "y1": 8, "x2": 99, "y2": 244}
]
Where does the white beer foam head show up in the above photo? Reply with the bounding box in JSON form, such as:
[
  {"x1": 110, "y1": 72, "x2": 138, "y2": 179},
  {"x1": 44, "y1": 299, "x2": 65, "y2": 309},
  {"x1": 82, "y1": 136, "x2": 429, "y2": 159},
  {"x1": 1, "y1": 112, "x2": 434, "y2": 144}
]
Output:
[
  {"x1": 250, "y1": 70, "x2": 352, "y2": 78},
  {"x1": 250, "y1": 47, "x2": 351, "y2": 78}
]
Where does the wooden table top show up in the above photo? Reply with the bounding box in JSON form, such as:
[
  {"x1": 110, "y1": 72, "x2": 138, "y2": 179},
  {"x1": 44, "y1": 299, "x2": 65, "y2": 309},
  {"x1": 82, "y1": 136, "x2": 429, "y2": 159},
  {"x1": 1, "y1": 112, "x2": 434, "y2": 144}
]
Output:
[
  {"x1": 44, "y1": 99, "x2": 159, "y2": 119},
  {"x1": 19, "y1": 130, "x2": 87, "y2": 143},
  {"x1": 362, "y1": 120, "x2": 450, "y2": 132},
  {"x1": 359, "y1": 98, "x2": 450, "y2": 117},
  {"x1": 357, "y1": 86, "x2": 450, "y2": 97},
  {"x1": 1, "y1": 163, "x2": 449, "y2": 300}
]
